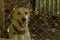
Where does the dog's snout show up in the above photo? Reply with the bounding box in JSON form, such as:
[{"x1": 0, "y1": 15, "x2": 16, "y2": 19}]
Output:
[{"x1": 22, "y1": 18, "x2": 26, "y2": 21}]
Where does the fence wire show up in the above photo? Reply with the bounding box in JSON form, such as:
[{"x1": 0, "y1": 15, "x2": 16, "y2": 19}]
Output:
[{"x1": 1, "y1": 0, "x2": 60, "y2": 40}]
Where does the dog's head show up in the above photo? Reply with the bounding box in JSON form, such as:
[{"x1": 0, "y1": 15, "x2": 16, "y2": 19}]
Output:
[{"x1": 11, "y1": 7, "x2": 31, "y2": 28}]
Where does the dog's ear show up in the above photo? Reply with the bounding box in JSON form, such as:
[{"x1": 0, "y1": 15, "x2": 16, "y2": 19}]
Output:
[
  {"x1": 9, "y1": 8, "x2": 16, "y2": 19},
  {"x1": 29, "y1": 9, "x2": 32, "y2": 12},
  {"x1": 11, "y1": 8, "x2": 16, "y2": 14},
  {"x1": 27, "y1": 8, "x2": 33, "y2": 13},
  {"x1": 13, "y1": 8, "x2": 16, "y2": 11}
]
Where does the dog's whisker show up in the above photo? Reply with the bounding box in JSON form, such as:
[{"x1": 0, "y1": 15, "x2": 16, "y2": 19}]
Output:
[{"x1": 17, "y1": 20, "x2": 21, "y2": 26}]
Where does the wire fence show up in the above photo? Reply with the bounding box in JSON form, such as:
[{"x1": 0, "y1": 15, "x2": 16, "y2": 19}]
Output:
[
  {"x1": 29, "y1": 0, "x2": 60, "y2": 40},
  {"x1": 1, "y1": 0, "x2": 60, "y2": 40}
]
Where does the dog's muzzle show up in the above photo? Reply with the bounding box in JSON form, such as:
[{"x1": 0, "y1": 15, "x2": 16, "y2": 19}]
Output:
[
  {"x1": 22, "y1": 18, "x2": 26, "y2": 22},
  {"x1": 18, "y1": 18, "x2": 26, "y2": 28}
]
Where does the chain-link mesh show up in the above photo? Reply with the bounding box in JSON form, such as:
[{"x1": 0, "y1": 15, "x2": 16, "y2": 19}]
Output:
[
  {"x1": 29, "y1": 0, "x2": 60, "y2": 40},
  {"x1": 0, "y1": 0, "x2": 60, "y2": 40}
]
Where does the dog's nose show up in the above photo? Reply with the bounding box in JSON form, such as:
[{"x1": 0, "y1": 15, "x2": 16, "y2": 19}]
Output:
[{"x1": 22, "y1": 18, "x2": 26, "y2": 22}]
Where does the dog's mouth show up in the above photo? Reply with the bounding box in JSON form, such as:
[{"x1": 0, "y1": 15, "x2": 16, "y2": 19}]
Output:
[
  {"x1": 20, "y1": 22, "x2": 26, "y2": 28},
  {"x1": 18, "y1": 20, "x2": 26, "y2": 28}
]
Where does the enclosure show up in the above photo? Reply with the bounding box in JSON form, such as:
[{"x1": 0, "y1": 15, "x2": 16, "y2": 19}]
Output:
[{"x1": 0, "y1": 0, "x2": 60, "y2": 40}]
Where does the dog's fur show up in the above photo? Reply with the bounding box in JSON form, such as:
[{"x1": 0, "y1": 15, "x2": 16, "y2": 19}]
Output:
[{"x1": 8, "y1": 7, "x2": 31, "y2": 40}]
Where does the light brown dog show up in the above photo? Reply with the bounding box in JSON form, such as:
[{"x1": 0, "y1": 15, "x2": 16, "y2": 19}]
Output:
[{"x1": 8, "y1": 7, "x2": 31, "y2": 40}]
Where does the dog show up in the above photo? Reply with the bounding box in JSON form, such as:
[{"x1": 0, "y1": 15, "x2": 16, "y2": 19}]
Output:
[{"x1": 7, "y1": 7, "x2": 31, "y2": 40}]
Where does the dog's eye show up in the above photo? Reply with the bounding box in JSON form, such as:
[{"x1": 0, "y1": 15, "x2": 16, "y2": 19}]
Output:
[
  {"x1": 17, "y1": 12, "x2": 21, "y2": 15},
  {"x1": 25, "y1": 12, "x2": 28, "y2": 15}
]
